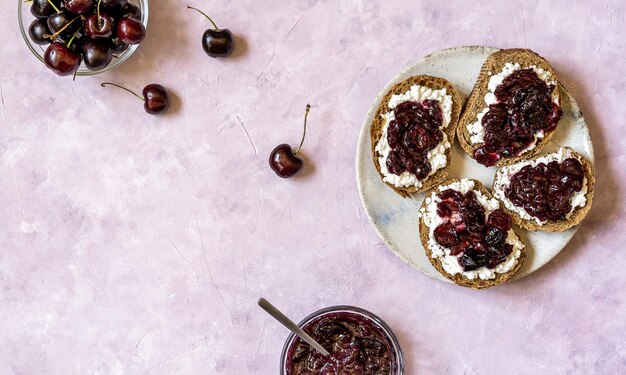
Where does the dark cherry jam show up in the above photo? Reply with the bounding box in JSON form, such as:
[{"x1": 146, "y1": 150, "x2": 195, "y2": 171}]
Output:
[
  {"x1": 473, "y1": 69, "x2": 563, "y2": 166},
  {"x1": 385, "y1": 99, "x2": 444, "y2": 179},
  {"x1": 505, "y1": 158, "x2": 584, "y2": 222},
  {"x1": 433, "y1": 189, "x2": 514, "y2": 271},
  {"x1": 286, "y1": 312, "x2": 395, "y2": 375}
]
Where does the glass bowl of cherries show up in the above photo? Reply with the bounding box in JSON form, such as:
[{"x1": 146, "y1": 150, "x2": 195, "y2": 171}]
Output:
[{"x1": 18, "y1": 0, "x2": 149, "y2": 77}]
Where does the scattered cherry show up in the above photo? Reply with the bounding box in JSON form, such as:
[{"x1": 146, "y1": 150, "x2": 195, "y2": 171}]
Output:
[
  {"x1": 44, "y1": 41, "x2": 82, "y2": 76},
  {"x1": 116, "y1": 17, "x2": 146, "y2": 44},
  {"x1": 269, "y1": 104, "x2": 311, "y2": 178},
  {"x1": 28, "y1": 18, "x2": 51, "y2": 45},
  {"x1": 187, "y1": 6, "x2": 235, "y2": 58},
  {"x1": 101, "y1": 82, "x2": 170, "y2": 115}
]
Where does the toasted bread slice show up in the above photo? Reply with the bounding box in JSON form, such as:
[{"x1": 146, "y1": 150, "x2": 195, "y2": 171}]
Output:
[
  {"x1": 371, "y1": 75, "x2": 463, "y2": 198},
  {"x1": 418, "y1": 178, "x2": 526, "y2": 289},
  {"x1": 457, "y1": 48, "x2": 562, "y2": 166},
  {"x1": 492, "y1": 147, "x2": 595, "y2": 232}
]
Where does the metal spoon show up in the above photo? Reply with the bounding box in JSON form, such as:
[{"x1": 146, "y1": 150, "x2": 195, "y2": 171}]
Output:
[{"x1": 257, "y1": 298, "x2": 330, "y2": 357}]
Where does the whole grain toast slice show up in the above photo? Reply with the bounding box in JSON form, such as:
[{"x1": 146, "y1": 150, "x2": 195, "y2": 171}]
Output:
[
  {"x1": 457, "y1": 48, "x2": 562, "y2": 166},
  {"x1": 492, "y1": 147, "x2": 595, "y2": 232},
  {"x1": 371, "y1": 75, "x2": 463, "y2": 198},
  {"x1": 418, "y1": 178, "x2": 526, "y2": 289}
]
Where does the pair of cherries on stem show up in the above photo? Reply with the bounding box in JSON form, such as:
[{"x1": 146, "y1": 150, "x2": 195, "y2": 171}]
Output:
[
  {"x1": 101, "y1": 82, "x2": 169, "y2": 115},
  {"x1": 269, "y1": 105, "x2": 311, "y2": 178}
]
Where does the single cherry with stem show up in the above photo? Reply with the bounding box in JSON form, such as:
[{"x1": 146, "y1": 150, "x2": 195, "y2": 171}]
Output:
[
  {"x1": 269, "y1": 104, "x2": 311, "y2": 178},
  {"x1": 84, "y1": 0, "x2": 115, "y2": 38},
  {"x1": 101, "y1": 82, "x2": 170, "y2": 115},
  {"x1": 187, "y1": 6, "x2": 234, "y2": 58}
]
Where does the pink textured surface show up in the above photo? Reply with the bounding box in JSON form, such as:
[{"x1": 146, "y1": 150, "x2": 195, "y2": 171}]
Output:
[{"x1": 1, "y1": 0, "x2": 625, "y2": 373}]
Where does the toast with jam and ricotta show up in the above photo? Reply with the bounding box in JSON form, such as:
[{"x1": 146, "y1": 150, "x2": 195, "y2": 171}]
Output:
[
  {"x1": 418, "y1": 178, "x2": 526, "y2": 289},
  {"x1": 370, "y1": 75, "x2": 463, "y2": 198},
  {"x1": 457, "y1": 49, "x2": 563, "y2": 167},
  {"x1": 492, "y1": 147, "x2": 595, "y2": 232}
]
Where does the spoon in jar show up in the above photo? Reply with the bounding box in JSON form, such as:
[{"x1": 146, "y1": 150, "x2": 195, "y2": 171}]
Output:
[{"x1": 257, "y1": 298, "x2": 330, "y2": 357}]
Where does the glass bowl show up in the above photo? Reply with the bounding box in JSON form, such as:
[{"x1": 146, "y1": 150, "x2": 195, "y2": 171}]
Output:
[
  {"x1": 17, "y1": 0, "x2": 149, "y2": 76},
  {"x1": 280, "y1": 305, "x2": 404, "y2": 374}
]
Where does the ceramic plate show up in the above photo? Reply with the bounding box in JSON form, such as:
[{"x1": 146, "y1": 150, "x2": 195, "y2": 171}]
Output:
[{"x1": 356, "y1": 46, "x2": 594, "y2": 283}]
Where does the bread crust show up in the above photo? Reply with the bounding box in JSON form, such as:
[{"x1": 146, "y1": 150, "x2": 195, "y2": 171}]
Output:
[
  {"x1": 492, "y1": 147, "x2": 595, "y2": 232},
  {"x1": 370, "y1": 75, "x2": 463, "y2": 198},
  {"x1": 456, "y1": 48, "x2": 562, "y2": 166},
  {"x1": 418, "y1": 179, "x2": 526, "y2": 289}
]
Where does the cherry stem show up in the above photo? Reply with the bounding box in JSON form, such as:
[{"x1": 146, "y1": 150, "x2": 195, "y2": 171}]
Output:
[
  {"x1": 66, "y1": 32, "x2": 78, "y2": 48},
  {"x1": 294, "y1": 104, "x2": 311, "y2": 155},
  {"x1": 97, "y1": 0, "x2": 102, "y2": 27},
  {"x1": 187, "y1": 6, "x2": 219, "y2": 31},
  {"x1": 100, "y1": 82, "x2": 144, "y2": 101},
  {"x1": 47, "y1": 0, "x2": 61, "y2": 13},
  {"x1": 46, "y1": 15, "x2": 82, "y2": 40}
]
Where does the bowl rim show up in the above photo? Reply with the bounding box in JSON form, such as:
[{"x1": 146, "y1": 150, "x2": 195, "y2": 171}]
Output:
[
  {"x1": 17, "y1": 0, "x2": 149, "y2": 76},
  {"x1": 279, "y1": 305, "x2": 404, "y2": 374}
]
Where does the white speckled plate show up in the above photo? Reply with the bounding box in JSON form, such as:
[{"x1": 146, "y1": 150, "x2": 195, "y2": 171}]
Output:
[{"x1": 356, "y1": 46, "x2": 594, "y2": 284}]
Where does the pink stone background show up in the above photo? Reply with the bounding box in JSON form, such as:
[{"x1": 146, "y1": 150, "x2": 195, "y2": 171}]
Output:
[{"x1": 1, "y1": 0, "x2": 625, "y2": 373}]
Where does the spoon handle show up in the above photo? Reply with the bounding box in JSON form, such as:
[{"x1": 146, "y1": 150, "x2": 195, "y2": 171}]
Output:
[{"x1": 258, "y1": 298, "x2": 330, "y2": 357}]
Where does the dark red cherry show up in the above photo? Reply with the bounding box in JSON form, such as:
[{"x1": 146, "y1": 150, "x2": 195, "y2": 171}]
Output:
[
  {"x1": 31, "y1": 0, "x2": 61, "y2": 19},
  {"x1": 188, "y1": 6, "x2": 235, "y2": 58},
  {"x1": 64, "y1": 0, "x2": 94, "y2": 14},
  {"x1": 202, "y1": 29, "x2": 234, "y2": 58},
  {"x1": 80, "y1": 37, "x2": 112, "y2": 70},
  {"x1": 116, "y1": 17, "x2": 146, "y2": 44},
  {"x1": 29, "y1": 18, "x2": 51, "y2": 45},
  {"x1": 44, "y1": 41, "x2": 81, "y2": 76},
  {"x1": 269, "y1": 144, "x2": 304, "y2": 178},
  {"x1": 84, "y1": 13, "x2": 115, "y2": 38},
  {"x1": 101, "y1": 82, "x2": 170, "y2": 115},
  {"x1": 473, "y1": 147, "x2": 500, "y2": 167},
  {"x1": 142, "y1": 84, "x2": 170, "y2": 115},
  {"x1": 269, "y1": 104, "x2": 311, "y2": 178},
  {"x1": 486, "y1": 209, "x2": 512, "y2": 232},
  {"x1": 434, "y1": 223, "x2": 458, "y2": 247},
  {"x1": 47, "y1": 12, "x2": 82, "y2": 37}
]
